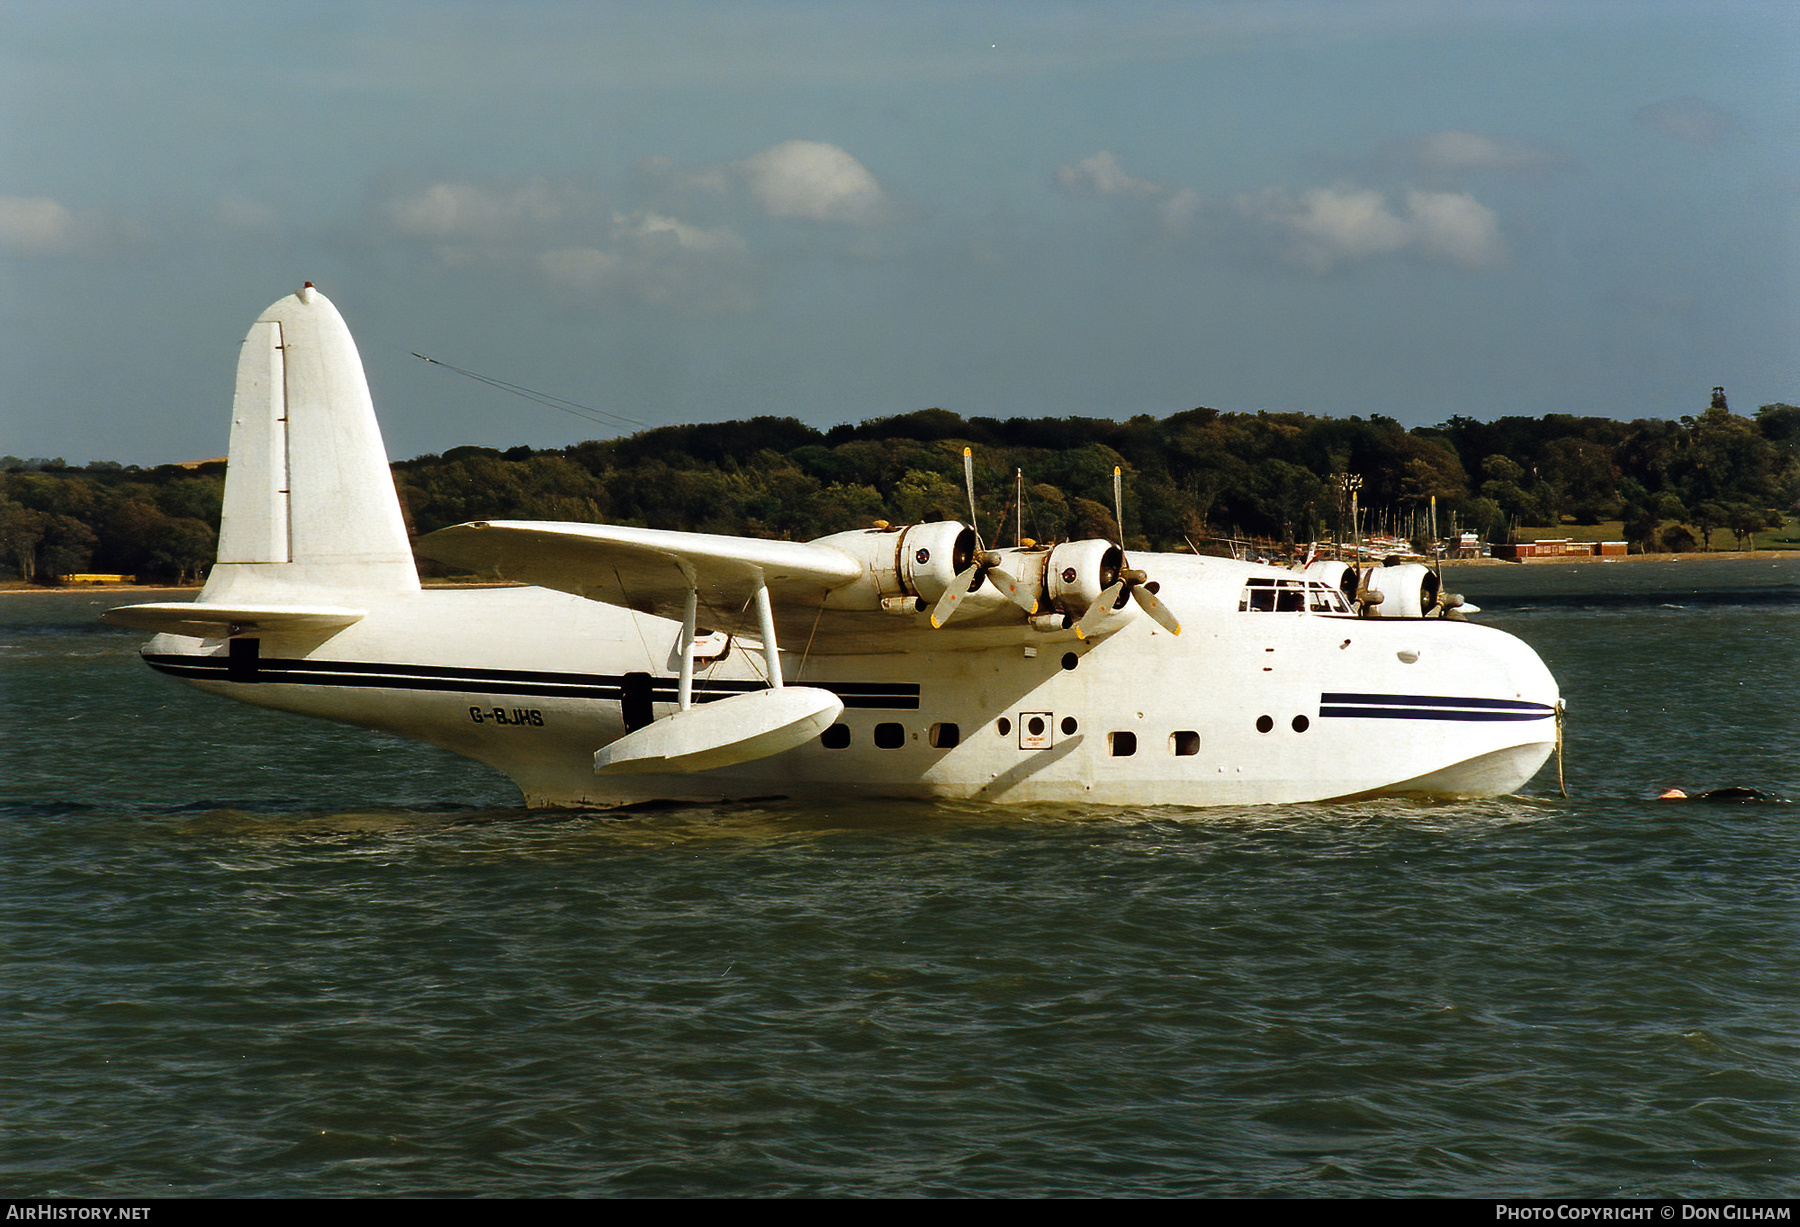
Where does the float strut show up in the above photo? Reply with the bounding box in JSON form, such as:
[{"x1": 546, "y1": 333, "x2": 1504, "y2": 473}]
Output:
[
  {"x1": 677, "y1": 578, "x2": 697, "y2": 711},
  {"x1": 753, "y1": 578, "x2": 784, "y2": 689}
]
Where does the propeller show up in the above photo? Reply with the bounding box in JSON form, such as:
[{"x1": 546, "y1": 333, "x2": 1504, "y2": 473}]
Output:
[
  {"x1": 1073, "y1": 467, "x2": 1181, "y2": 639},
  {"x1": 931, "y1": 449, "x2": 1039, "y2": 627}
]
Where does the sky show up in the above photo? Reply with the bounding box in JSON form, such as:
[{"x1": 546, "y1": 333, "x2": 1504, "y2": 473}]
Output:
[{"x1": 2, "y1": 1, "x2": 1795, "y2": 465}]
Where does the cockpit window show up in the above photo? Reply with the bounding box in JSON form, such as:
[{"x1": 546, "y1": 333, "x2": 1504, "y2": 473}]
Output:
[{"x1": 1239, "y1": 577, "x2": 1351, "y2": 614}]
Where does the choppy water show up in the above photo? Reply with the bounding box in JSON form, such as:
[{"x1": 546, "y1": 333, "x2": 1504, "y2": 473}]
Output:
[{"x1": 3, "y1": 560, "x2": 1796, "y2": 1197}]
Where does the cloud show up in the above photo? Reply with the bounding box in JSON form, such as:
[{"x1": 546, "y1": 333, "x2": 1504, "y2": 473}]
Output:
[
  {"x1": 1404, "y1": 189, "x2": 1503, "y2": 270},
  {"x1": 1056, "y1": 152, "x2": 1201, "y2": 239},
  {"x1": 378, "y1": 178, "x2": 755, "y2": 311},
  {"x1": 383, "y1": 179, "x2": 566, "y2": 241},
  {"x1": 0, "y1": 195, "x2": 141, "y2": 257},
  {"x1": 1239, "y1": 186, "x2": 1408, "y2": 272},
  {"x1": 541, "y1": 212, "x2": 754, "y2": 311},
  {"x1": 0, "y1": 196, "x2": 77, "y2": 255},
  {"x1": 1056, "y1": 151, "x2": 1163, "y2": 198},
  {"x1": 1635, "y1": 97, "x2": 1740, "y2": 145},
  {"x1": 733, "y1": 140, "x2": 889, "y2": 225},
  {"x1": 1057, "y1": 148, "x2": 1506, "y2": 273},
  {"x1": 1235, "y1": 184, "x2": 1502, "y2": 273}
]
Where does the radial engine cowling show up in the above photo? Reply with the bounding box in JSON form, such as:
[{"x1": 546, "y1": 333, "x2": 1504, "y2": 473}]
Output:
[
  {"x1": 1359, "y1": 562, "x2": 1442, "y2": 618},
  {"x1": 814, "y1": 522, "x2": 976, "y2": 610},
  {"x1": 1044, "y1": 539, "x2": 1123, "y2": 615},
  {"x1": 1301, "y1": 559, "x2": 1359, "y2": 609}
]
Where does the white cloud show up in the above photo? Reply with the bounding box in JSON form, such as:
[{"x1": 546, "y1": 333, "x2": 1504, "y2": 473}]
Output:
[
  {"x1": 1635, "y1": 97, "x2": 1740, "y2": 146},
  {"x1": 1159, "y1": 187, "x2": 1201, "y2": 233},
  {"x1": 1057, "y1": 151, "x2": 1162, "y2": 198},
  {"x1": 1235, "y1": 184, "x2": 1503, "y2": 273},
  {"x1": 734, "y1": 140, "x2": 888, "y2": 225},
  {"x1": 541, "y1": 212, "x2": 753, "y2": 311},
  {"x1": 1240, "y1": 186, "x2": 1408, "y2": 273},
  {"x1": 1405, "y1": 189, "x2": 1503, "y2": 271},
  {"x1": 1406, "y1": 131, "x2": 1577, "y2": 177},
  {"x1": 614, "y1": 210, "x2": 747, "y2": 257},
  {"x1": 377, "y1": 178, "x2": 755, "y2": 311},
  {"x1": 384, "y1": 179, "x2": 564, "y2": 240},
  {"x1": 0, "y1": 196, "x2": 78, "y2": 256}
]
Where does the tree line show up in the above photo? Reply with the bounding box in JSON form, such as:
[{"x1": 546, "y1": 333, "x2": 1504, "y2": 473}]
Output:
[{"x1": 5, "y1": 392, "x2": 1796, "y2": 584}]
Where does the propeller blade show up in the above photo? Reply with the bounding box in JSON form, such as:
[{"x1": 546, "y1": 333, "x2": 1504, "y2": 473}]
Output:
[
  {"x1": 929, "y1": 562, "x2": 983, "y2": 628},
  {"x1": 1130, "y1": 583, "x2": 1181, "y2": 635},
  {"x1": 1074, "y1": 581, "x2": 1126, "y2": 640},
  {"x1": 988, "y1": 564, "x2": 1039, "y2": 613},
  {"x1": 1112, "y1": 466, "x2": 1124, "y2": 543},
  {"x1": 962, "y1": 447, "x2": 979, "y2": 537}
]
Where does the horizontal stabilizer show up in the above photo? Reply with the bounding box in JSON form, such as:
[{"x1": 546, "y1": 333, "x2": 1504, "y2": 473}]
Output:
[
  {"x1": 594, "y1": 687, "x2": 843, "y2": 775},
  {"x1": 101, "y1": 602, "x2": 366, "y2": 639}
]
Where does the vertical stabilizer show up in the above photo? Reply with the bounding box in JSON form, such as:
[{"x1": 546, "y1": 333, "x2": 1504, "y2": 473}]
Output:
[{"x1": 205, "y1": 285, "x2": 419, "y2": 598}]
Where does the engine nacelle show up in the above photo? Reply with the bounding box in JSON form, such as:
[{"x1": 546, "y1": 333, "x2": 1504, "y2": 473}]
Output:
[
  {"x1": 1358, "y1": 562, "x2": 1442, "y2": 618},
  {"x1": 1301, "y1": 559, "x2": 1359, "y2": 609},
  {"x1": 813, "y1": 522, "x2": 976, "y2": 610},
  {"x1": 1044, "y1": 539, "x2": 1123, "y2": 615}
]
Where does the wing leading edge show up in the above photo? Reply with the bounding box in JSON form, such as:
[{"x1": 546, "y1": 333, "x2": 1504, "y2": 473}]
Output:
[{"x1": 416, "y1": 520, "x2": 864, "y2": 636}]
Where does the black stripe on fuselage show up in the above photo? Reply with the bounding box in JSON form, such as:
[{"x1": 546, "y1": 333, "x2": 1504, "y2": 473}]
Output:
[
  {"x1": 1318, "y1": 691, "x2": 1554, "y2": 722},
  {"x1": 142, "y1": 653, "x2": 922, "y2": 709}
]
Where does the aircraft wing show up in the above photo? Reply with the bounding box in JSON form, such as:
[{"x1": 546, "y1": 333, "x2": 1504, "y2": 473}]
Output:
[{"x1": 417, "y1": 520, "x2": 864, "y2": 632}]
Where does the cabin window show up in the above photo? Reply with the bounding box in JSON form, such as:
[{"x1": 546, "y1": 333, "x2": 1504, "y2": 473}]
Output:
[
  {"x1": 1060, "y1": 716, "x2": 1078, "y2": 736},
  {"x1": 1291, "y1": 715, "x2": 1310, "y2": 733},
  {"x1": 1240, "y1": 579, "x2": 1278, "y2": 612},
  {"x1": 874, "y1": 722, "x2": 906, "y2": 749},
  {"x1": 1239, "y1": 577, "x2": 1351, "y2": 614},
  {"x1": 1255, "y1": 715, "x2": 1274, "y2": 734},
  {"x1": 997, "y1": 717, "x2": 1013, "y2": 737},
  {"x1": 1309, "y1": 583, "x2": 1351, "y2": 614},
  {"x1": 821, "y1": 723, "x2": 851, "y2": 750},
  {"x1": 929, "y1": 722, "x2": 959, "y2": 749},
  {"x1": 1109, "y1": 731, "x2": 1137, "y2": 757},
  {"x1": 1171, "y1": 730, "x2": 1199, "y2": 756}
]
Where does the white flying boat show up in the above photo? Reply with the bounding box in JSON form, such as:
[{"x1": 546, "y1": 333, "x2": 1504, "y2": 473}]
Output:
[{"x1": 105, "y1": 287, "x2": 1563, "y2": 808}]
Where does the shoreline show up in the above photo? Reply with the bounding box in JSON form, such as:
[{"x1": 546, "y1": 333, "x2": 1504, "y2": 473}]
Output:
[{"x1": 5, "y1": 548, "x2": 1795, "y2": 596}]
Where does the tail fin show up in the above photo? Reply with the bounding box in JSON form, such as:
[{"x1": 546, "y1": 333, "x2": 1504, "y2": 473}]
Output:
[{"x1": 203, "y1": 285, "x2": 419, "y2": 599}]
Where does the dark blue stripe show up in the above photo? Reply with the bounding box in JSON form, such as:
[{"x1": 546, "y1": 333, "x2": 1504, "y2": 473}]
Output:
[
  {"x1": 1321, "y1": 692, "x2": 1552, "y2": 712},
  {"x1": 1319, "y1": 706, "x2": 1551, "y2": 722},
  {"x1": 143, "y1": 654, "x2": 921, "y2": 709}
]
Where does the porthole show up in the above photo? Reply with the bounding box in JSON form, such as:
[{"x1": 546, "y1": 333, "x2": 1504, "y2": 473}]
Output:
[
  {"x1": 1291, "y1": 715, "x2": 1310, "y2": 733},
  {"x1": 1026, "y1": 715, "x2": 1047, "y2": 738},
  {"x1": 821, "y1": 723, "x2": 850, "y2": 750},
  {"x1": 1171, "y1": 730, "x2": 1199, "y2": 756},
  {"x1": 1255, "y1": 715, "x2": 1274, "y2": 734},
  {"x1": 929, "y1": 722, "x2": 960, "y2": 749},
  {"x1": 997, "y1": 717, "x2": 1013, "y2": 736},
  {"x1": 1061, "y1": 652, "x2": 1079, "y2": 671},
  {"x1": 1061, "y1": 716, "x2": 1078, "y2": 736},
  {"x1": 1110, "y1": 731, "x2": 1137, "y2": 757},
  {"x1": 874, "y1": 722, "x2": 906, "y2": 749}
]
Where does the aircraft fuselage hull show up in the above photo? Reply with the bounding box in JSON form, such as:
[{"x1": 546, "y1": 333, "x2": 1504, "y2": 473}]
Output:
[{"x1": 143, "y1": 581, "x2": 1558, "y2": 809}]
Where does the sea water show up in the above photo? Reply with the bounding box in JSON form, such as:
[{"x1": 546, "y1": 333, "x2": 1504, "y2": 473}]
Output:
[{"x1": 2, "y1": 559, "x2": 1795, "y2": 1197}]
